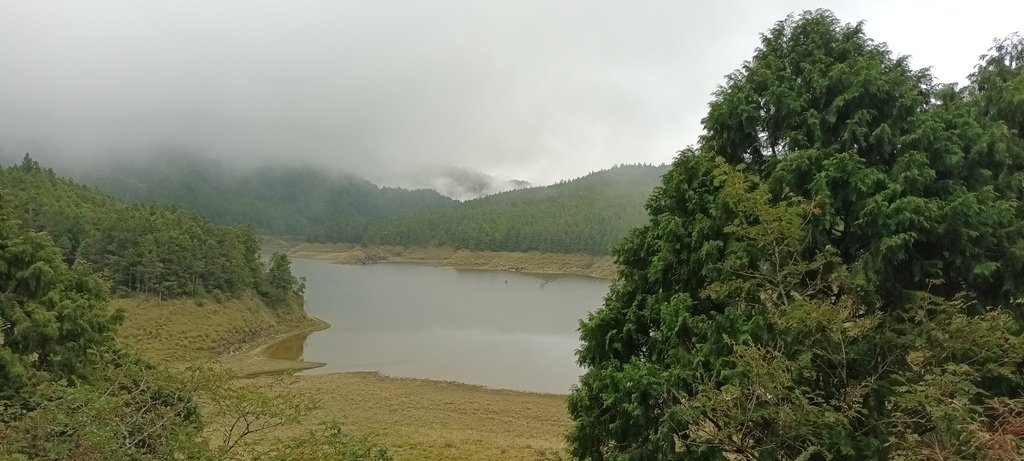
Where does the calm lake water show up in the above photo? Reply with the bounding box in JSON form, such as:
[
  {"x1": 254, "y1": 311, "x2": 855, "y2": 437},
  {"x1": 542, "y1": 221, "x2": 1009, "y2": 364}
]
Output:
[{"x1": 283, "y1": 259, "x2": 610, "y2": 394}]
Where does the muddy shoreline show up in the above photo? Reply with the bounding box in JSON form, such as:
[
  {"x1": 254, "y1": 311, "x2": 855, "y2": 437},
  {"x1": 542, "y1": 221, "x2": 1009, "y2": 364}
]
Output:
[{"x1": 220, "y1": 315, "x2": 331, "y2": 377}]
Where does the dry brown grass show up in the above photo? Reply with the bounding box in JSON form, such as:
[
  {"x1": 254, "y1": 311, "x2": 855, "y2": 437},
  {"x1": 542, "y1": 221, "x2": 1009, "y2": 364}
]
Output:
[
  {"x1": 114, "y1": 294, "x2": 317, "y2": 364},
  {"x1": 256, "y1": 372, "x2": 571, "y2": 461}
]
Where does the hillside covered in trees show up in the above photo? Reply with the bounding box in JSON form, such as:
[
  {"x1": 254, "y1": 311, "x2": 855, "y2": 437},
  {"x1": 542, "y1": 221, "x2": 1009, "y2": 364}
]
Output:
[
  {"x1": 366, "y1": 164, "x2": 667, "y2": 254},
  {"x1": 0, "y1": 155, "x2": 301, "y2": 301},
  {"x1": 73, "y1": 156, "x2": 666, "y2": 255},
  {"x1": 0, "y1": 155, "x2": 387, "y2": 460},
  {"x1": 74, "y1": 154, "x2": 457, "y2": 243},
  {"x1": 571, "y1": 12, "x2": 1024, "y2": 460}
]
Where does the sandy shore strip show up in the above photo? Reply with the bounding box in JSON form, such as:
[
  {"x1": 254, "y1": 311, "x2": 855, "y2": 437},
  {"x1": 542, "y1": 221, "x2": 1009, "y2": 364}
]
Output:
[{"x1": 286, "y1": 243, "x2": 617, "y2": 279}]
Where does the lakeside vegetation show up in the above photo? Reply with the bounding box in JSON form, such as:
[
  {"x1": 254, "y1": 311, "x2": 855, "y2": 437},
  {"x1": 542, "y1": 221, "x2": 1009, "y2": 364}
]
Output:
[
  {"x1": 113, "y1": 295, "x2": 321, "y2": 366},
  {"x1": 0, "y1": 158, "x2": 388, "y2": 460}
]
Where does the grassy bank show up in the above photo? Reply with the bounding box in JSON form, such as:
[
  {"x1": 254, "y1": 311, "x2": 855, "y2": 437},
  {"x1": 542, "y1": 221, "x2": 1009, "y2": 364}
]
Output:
[
  {"x1": 116, "y1": 294, "x2": 573, "y2": 460},
  {"x1": 287, "y1": 243, "x2": 616, "y2": 279},
  {"x1": 115, "y1": 294, "x2": 323, "y2": 365},
  {"x1": 272, "y1": 373, "x2": 569, "y2": 460}
]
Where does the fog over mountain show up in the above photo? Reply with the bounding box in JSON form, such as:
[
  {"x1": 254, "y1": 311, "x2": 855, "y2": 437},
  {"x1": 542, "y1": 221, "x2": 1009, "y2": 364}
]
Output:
[
  {"x1": 402, "y1": 167, "x2": 530, "y2": 200},
  {"x1": 1, "y1": 0, "x2": 1020, "y2": 185}
]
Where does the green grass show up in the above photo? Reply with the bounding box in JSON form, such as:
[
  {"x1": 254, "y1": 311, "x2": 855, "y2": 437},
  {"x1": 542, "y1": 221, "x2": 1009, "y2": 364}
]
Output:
[{"x1": 114, "y1": 294, "x2": 311, "y2": 364}]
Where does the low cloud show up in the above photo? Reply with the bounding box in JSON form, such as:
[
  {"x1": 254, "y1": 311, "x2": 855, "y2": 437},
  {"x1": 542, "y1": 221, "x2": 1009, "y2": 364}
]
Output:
[{"x1": 1, "y1": 1, "x2": 1020, "y2": 185}]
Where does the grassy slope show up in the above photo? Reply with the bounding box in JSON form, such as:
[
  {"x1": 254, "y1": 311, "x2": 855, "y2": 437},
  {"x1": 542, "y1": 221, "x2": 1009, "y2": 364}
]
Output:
[{"x1": 115, "y1": 294, "x2": 320, "y2": 364}]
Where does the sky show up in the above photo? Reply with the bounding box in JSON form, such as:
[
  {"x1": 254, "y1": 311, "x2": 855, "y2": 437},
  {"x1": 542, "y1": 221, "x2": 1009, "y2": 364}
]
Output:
[{"x1": 0, "y1": 1, "x2": 1021, "y2": 187}]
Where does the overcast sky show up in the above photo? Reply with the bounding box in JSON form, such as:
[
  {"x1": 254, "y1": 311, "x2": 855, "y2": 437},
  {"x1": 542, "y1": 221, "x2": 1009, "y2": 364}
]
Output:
[{"x1": 1, "y1": 1, "x2": 1021, "y2": 186}]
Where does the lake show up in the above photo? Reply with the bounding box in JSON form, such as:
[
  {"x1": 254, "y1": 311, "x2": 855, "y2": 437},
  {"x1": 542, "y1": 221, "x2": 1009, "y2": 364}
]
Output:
[{"x1": 282, "y1": 259, "x2": 610, "y2": 394}]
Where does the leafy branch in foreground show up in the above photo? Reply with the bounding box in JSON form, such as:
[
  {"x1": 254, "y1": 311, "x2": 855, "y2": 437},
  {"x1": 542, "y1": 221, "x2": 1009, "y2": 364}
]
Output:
[
  {"x1": 200, "y1": 368, "x2": 392, "y2": 461},
  {"x1": 2, "y1": 361, "x2": 392, "y2": 461}
]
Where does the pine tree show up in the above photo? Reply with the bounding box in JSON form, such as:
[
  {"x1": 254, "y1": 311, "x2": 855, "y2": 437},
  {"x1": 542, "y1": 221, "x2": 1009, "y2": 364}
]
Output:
[{"x1": 570, "y1": 11, "x2": 1024, "y2": 460}]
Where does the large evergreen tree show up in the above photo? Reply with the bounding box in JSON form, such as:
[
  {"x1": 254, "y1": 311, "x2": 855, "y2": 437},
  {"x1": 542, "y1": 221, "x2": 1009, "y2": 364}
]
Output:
[
  {"x1": 570, "y1": 11, "x2": 1024, "y2": 460},
  {"x1": 0, "y1": 200, "x2": 118, "y2": 406}
]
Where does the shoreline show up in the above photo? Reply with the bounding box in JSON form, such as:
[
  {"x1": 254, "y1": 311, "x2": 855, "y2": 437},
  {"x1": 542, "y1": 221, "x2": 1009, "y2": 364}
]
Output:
[
  {"x1": 117, "y1": 293, "x2": 573, "y2": 459},
  {"x1": 235, "y1": 315, "x2": 571, "y2": 397},
  {"x1": 220, "y1": 315, "x2": 331, "y2": 377},
  {"x1": 285, "y1": 243, "x2": 617, "y2": 279}
]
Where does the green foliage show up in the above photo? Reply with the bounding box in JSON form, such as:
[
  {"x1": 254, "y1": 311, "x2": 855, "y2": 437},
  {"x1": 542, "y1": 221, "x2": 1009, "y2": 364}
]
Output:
[
  {"x1": 258, "y1": 253, "x2": 305, "y2": 306},
  {"x1": 0, "y1": 159, "x2": 385, "y2": 460},
  {"x1": 1, "y1": 357, "x2": 209, "y2": 461},
  {"x1": 0, "y1": 197, "x2": 206, "y2": 460},
  {"x1": 698, "y1": 10, "x2": 1024, "y2": 309},
  {"x1": 0, "y1": 159, "x2": 299, "y2": 301},
  {"x1": 971, "y1": 33, "x2": 1024, "y2": 139},
  {"x1": 0, "y1": 200, "x2": 119, "y2": 408},
  {"x1": 570, "y1": 10, "x2": 1024, "y2": 460}
]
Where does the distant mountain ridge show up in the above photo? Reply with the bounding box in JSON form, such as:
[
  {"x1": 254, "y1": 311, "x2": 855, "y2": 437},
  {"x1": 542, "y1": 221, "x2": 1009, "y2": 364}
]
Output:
[
  {"x1": 56, "y1": 154, "x2": 666, "y2": 254},
  {"x1": 367, "y1": 163, "x2": 668, "y2": 254},
  {"x1": 72, "y1": 154, "x2": 457, "y2": 243}
]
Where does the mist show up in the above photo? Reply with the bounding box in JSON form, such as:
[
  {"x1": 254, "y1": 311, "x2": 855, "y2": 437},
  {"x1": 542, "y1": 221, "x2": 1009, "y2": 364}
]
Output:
[{"x1": 1, "y1": 0, "x2": 1021, "y2": 186}]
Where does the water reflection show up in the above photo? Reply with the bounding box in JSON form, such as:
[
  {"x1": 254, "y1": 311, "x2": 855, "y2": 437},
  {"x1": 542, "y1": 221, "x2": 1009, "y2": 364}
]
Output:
[{"x1": 263, "y1": 330, "x2": 312, "y2": 361}]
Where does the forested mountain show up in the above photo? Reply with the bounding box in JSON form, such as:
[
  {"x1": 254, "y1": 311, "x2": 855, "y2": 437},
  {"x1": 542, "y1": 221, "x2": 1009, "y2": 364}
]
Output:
[
  {"x1": 367, "y1": 164, "x2": 668, "y2": 254},
  {"x1": 75, "y1": 155, "x2": 665, "y2": 255},
  {"x1": 0, "y1": 155, "x2": 301, "y2": 301},
  {"x1": 75, "y1": 154, "x2": 457, "y2": 243}
]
